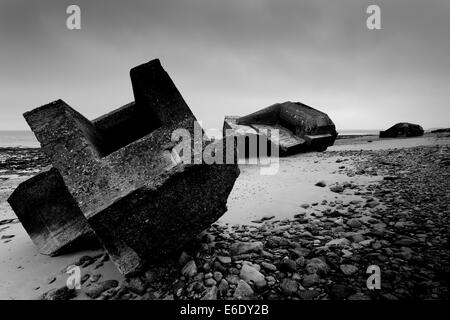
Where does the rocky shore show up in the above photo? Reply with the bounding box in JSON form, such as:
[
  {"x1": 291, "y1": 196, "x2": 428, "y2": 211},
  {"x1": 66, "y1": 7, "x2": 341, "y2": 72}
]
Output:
[
  {"x1": 1, "y1": 139, "x2": 449, "y2": 300},
  {"x1": 0, "y1": 147, "x2": 49, "y2": 173}
]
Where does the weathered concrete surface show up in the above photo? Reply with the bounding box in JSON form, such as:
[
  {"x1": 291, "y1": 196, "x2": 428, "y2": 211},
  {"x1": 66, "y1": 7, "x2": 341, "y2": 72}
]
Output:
[
  {"x1": 22, "y1": 59, "x2": 240, "y2": 275},
  {"x1": 379, "y1": 122, "x2": 424, "y2": 138},
  {"x1": 224, "y1": 101, "x2": 338, "y2": 156},
  {"x1": 6, "y1": 102, "x2": 153, "y2": 256},
  {"x1": 7, "y1": 167, "x2": 96, "y2": 256}
]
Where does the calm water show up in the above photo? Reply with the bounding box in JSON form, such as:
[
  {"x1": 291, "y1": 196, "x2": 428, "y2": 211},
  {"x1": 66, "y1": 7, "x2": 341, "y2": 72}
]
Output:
[
  {"x1": 0, "y1": 131, "x2": 39, "y2": 148},
  {"x1": 338, "y1": 129, "x2": 380, "y2": 136}
]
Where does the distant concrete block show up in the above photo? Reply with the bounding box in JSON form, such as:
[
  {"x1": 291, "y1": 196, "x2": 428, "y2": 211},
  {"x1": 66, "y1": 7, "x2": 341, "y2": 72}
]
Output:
[
  {"x1": 379, "y1": 122, "x2": 424, "y2": 138},
  {"x1": 22, "y1": 59, "x2": 239, "y2": 275},
  {"x1": 224, "y1": 101, "x2": 338, "y2": 156},
  {"x1": 7, "y1": 167, "x2": 95, "y2": 256}
]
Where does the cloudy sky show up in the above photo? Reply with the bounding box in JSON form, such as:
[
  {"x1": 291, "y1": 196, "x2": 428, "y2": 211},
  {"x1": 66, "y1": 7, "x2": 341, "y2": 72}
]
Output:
[{"x1": 0, "y1": 0, "x2": 449, "y2": 132}]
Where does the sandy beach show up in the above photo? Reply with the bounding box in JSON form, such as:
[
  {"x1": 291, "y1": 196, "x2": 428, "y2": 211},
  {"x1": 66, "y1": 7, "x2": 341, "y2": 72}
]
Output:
[{"x1": 1, "y1": 133, "x2": 449, "y2": 300}]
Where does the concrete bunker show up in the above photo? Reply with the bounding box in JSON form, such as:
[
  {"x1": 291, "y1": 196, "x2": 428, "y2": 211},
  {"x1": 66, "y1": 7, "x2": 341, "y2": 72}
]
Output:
[
  {"x1": 224, "y1": 101, "x2": 338, "y2": 157},
  {"x1": 9, "y1": 59, "x2": 240, "y2": 275},
  {"x1": 379, "y1": 122, "x2": 424, "y2": 138}
]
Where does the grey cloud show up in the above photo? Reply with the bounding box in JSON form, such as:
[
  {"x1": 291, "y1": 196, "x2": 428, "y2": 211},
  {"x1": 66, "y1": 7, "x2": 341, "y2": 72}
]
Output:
[{"x1": 0, "y1": 0, "x2": 449, "y2": 131}]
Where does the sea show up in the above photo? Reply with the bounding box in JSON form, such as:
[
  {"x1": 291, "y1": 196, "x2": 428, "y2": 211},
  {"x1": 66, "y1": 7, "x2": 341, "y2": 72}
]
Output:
[
  {"x1": 0, "y1": 131, "x2": 40, "y2": 148},
  {"x1": 337, "y1": 129, "x2": 380, "y2": 136},
  {"x1": 0, "y1": 130, "x2": 383, "y2": 148}
]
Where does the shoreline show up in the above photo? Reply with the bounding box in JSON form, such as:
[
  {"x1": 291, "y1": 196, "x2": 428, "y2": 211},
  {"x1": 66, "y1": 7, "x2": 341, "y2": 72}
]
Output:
[{"x1": 0, "y1": 134, "x2": 449, "y2": 300}]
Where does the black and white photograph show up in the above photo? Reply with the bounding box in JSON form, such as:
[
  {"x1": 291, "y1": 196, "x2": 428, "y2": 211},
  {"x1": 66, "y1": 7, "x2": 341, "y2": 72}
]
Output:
[{"x1": 0, "y1": 0, "x2": 448, "y2": 311}]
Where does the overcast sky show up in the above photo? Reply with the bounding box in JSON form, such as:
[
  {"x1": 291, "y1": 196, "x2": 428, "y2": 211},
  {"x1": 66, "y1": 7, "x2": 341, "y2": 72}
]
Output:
[{"x1": 0, "y1": 0, "x2": 449, "y2": 131}]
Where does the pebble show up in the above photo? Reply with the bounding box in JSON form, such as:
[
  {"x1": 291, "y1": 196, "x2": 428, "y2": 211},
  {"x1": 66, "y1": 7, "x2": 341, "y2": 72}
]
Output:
[
  {"x1": 239, "y1": 264, "x2": 266, "y2": 288},
  {"x1": 126, "y1": 277, "x2": 147, "y2": 295},
  {"x1": 47, "y1": 276, "x2": 56, "y2": 284},
  {"x1": 233, "y1": 280, "x2": 254, "y2": 299},
  {"x1": 305, "y1": 258, "x2": 329, "y2": 275},
  {"x1": 226, "y1": 274, "x2": 240, "y2": 285},
  {"x1": 216, "y1": 256, "x2": 231, "y2": 264},
  {"x1": 340, "y1": 264, "x2": 358, "y2": 275},
  {"x1": 325, "y1": 238, "x2": 350, "y2": 248},
  {"x1": 178, "y1": 251, "x2": 191, "y2": 266},
  {"x1": 298, "y1": 289, "x2": 320, "y2": 300},
  {"x1": 330, "y1": 185, "x2": 344, "y2": 193},
  {"x1": 230, "y1": 242, "x2": 263, "y2": 256},
  {"x1": 290, "y1": 247, "x2": 311, "y2": 258},
  {"x1": 84, "y1": 280, "x2": 119, "y2": 299},
  {"x1": 89, "y1": 274, "x2": 101, "y2": 283},
  {"x1": 277, "y1": 259, "x2": 297, "y2": 273},
  {"x1": 302, "y1": 274, "x2": 320, "y2": 287},
  {"x1": 41, "y1": 286, "x2": 76, "y2": 300},
  {"x1": 329, "y1": 284, "x2": 354, "y2": 300},
  {"x1": 181, "y1": 260, "x2": 197, "y2": 278},
  {"x1": 213, "y1": 271, "x2": 223, "y2": 282},
  {"x1": 346, "y1": 219, "x2": 362, "y2": 229},
  {"x1": 315, "y1": 181, "x2": 327, "y2": 187},
  {"x1": 204, "y1": 278, "x2": 217, "y2": 287},
  {"x1": 280, "y1": 278, "x2": 298, "y2": 295},
  {"x1": 202, "y1": 286, "x2": 218, "y2": 300},
  {"x1": 348, "y1": 293, "x2": 371, "y2": 300},
  {"x1": 218, "y1": 279, "x2": 229, "y2": 295},
  {"x1": 261, "y1": 262, "x2": 277, "y2": 272}
]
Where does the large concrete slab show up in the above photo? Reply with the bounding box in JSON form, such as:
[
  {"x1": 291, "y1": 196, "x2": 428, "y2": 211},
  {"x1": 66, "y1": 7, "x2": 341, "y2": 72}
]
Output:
[
  {"x1": 21, "y1": 59, "x2": 239, "y2": 275},
  {"x1": 225, "y1": 101, "x2": 338, "y2": 156}
]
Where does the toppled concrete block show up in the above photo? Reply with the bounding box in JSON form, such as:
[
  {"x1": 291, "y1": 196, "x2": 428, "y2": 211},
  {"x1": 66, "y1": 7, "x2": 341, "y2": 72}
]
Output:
[
  {"x1": 7, "y1": 167, "x2": 95, "y2": 256},
  {"x1": 379, "y1": 122, "x2": 424, "y2": 138},
  {"x1": 224, "y1": 101, "x2": 337, "y2": 157},
  {"x1": 7, "y1": 102, "x2": 153, "y2": 256},
  {"x1": 22, "y1": 59, "x2": 239, "y2": 275}
]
